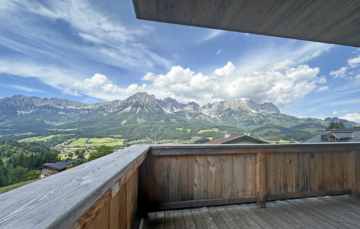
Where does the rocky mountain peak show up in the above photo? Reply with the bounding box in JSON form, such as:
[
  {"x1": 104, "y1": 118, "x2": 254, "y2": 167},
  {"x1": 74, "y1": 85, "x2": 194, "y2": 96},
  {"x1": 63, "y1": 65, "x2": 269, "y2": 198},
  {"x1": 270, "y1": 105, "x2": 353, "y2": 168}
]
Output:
[{"x1": 126, "y1": 92, "x2": 156, "y2": 104}]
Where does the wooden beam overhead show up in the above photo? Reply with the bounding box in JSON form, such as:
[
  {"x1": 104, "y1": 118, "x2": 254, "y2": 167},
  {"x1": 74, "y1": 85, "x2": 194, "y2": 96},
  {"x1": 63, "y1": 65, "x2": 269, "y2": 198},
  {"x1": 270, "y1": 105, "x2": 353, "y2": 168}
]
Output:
[{"x1": 132, "y1": 0, "x2": 360, "y2": 47}]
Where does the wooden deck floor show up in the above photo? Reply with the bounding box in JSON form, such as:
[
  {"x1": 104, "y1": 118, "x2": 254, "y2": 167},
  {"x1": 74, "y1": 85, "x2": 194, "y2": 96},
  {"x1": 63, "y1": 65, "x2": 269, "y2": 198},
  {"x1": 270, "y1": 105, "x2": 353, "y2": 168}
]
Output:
[{"x1": 141, "y1": 195, "x2": 360, "y2": 229}]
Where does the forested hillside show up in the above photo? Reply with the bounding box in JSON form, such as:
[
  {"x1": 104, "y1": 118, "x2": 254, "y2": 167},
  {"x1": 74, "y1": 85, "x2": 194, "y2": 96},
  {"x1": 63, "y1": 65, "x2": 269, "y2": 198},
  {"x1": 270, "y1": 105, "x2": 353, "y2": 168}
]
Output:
[{"x1": 0, "y1": 141, "x2": 59, "y2": 188}]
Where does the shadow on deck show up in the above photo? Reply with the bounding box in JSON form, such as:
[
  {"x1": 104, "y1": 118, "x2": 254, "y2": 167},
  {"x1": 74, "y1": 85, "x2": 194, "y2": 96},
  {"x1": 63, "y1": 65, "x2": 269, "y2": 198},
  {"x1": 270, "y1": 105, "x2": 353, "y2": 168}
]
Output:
[{"x1": 142, "y1": 195, "x2": 360, "y2": 229}]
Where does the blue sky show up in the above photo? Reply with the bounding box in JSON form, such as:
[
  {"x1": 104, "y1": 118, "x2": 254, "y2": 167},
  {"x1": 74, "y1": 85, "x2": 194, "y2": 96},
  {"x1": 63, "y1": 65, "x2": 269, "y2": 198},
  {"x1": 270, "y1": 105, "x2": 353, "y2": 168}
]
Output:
[{"x1": 0, "y1": 0, "x2": 360, "y2": 122}]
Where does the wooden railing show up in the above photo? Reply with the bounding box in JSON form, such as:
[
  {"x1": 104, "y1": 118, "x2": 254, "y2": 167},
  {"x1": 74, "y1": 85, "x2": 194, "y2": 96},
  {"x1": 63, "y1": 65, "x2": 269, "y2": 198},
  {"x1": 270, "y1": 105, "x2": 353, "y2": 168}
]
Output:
[
  {"x1": 0, "y1": 145, "x2": 150, "y2": 229},
  {"x1": 139, "y1": 143, "x2": 360, "y2": 210},
  {"x1": 0, "y1": 143, "x2": 359, "y2": 228}
]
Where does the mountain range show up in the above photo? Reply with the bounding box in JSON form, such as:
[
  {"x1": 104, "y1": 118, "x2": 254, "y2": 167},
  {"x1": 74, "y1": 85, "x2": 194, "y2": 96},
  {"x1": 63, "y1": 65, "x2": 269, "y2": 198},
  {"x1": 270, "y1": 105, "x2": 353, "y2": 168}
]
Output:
[{"x1": 0, "y1": 93, "x2": 358, "y2": 143}]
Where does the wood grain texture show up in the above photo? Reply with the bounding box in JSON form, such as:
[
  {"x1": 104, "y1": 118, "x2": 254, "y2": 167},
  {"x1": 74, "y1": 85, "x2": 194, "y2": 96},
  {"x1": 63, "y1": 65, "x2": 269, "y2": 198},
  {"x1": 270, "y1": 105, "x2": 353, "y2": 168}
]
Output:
[
  {"x1": 0, "y1": 145, "x2": 150, "y2": 229},
  {"x1": 256, "y1": 153, "x2": 266, "y2": 208},
  {"x1": 133, "y1": 0, "x2": 360, "y2": 47},
  {"x1": 150, "y1": 143, "x2": 360, "y2": 155}
]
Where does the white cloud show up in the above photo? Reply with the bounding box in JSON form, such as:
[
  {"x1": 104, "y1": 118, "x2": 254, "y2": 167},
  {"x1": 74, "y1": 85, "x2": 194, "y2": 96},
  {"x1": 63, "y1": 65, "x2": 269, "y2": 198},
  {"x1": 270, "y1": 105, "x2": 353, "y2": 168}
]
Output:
[
  {"x1": 317, "y1": 86, "x2": 329, "y2": 92},
  {"x1": 0, "y1": 0, "x2": 171, "y2": 72},
  {"x1": 200, "y1": 30, "x2": 224, "y2": 42},
  {"x1": 63, "y1": 88, "x2": 80, "y2": 96},
  {"x1": 142, "y1": 62, "x2": 322, "y2": 106},
  {"x1": 356, "y1": 74, "x2": 360, "y2": 80},
  {"x1": 298, "y1": 45, "x2": 333, "y2": 63},
  {"x1": 73, "y1": 74, "x2": 147, "y2": 101},
  {"x1": 317, "y1": 76, "x2": 327, "y2": 84},
  {"x1": 0, "y1": 84, "x2": 45, "y2": 93},
  {"x1": 264, "y1": 59, "x2": 294, "y2": 72},
  {"x1": 330, "y1": 67, "x2": 347, "y2": 78},
  {"x1": 341, "y1": 111, "x2": 360, "y2": 122},
  {"x1": 217, "y1": 49, "x2": 222, "y2": 55},
  {"x1": 348, "y1": 54, "x2": 360, "y2": 68},
  {"x1": 333, "y1": 111, "x2": 339, "y2": 115}
]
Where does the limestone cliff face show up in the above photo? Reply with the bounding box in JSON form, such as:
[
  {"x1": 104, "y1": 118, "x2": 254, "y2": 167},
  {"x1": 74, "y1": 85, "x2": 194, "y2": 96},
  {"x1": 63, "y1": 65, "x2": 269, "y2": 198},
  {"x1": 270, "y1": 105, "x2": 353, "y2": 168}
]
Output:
[{"x1": 0, "y1": 93, "x2": 280, "y2": 118}]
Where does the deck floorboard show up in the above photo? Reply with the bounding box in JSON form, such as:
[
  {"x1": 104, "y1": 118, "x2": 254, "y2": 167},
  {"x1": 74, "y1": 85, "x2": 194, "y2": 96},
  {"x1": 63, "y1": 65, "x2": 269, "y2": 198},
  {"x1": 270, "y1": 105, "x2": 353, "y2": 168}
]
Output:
[{"x1": 141, "y1": 195, "x2": 360, "y2": 229}]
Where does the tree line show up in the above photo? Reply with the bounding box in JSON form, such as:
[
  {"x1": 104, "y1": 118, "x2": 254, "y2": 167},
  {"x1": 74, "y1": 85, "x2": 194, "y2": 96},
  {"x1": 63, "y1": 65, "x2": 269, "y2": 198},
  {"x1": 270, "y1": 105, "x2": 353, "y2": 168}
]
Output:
[{"x1": 0, "y1": 140, "x2": 59, "y2": 188}]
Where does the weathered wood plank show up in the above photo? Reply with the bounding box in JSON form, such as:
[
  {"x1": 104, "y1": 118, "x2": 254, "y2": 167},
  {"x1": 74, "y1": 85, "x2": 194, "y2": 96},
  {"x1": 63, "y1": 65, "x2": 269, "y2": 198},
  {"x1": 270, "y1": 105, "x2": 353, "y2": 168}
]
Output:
[
  {"x1": 143, "y1": 212, "x2": 155, "y2": 229},
  {"x1": 348, "y1": 150, "x2": 360, "y2": 197},
  {"x1": 190, "y1": 208, "x2": 207, "y2": 229},
  {"x1": 242, "y1": 204, "x2": 283, "y2": 229},
  {"x1": 221, "y1": 155, "x2": 233, "y2": 198},
  {"x1": 288, "y1": 198, "x2": 358, "y2": 229},
  {"x1": 206, "y1": 156, "x2": 217, "y2": 199},
  {"x1": 164, "y1": 211, "x2": 175, "y2": 229},
  {"x1": 312, "y1": 197, "x2": 360, "y2": 222},
  {"x1": 256, "y1": 153, "x2": 266, "y2": 208},
  {"x1": 222, "y1": 205, "x2": 251, "y2": 229},
  {"x1": 198, "y1": 207, "x2": 218, "y2": 229},
  {"x1": 207, "y1": 207, "x2": 229, "y2": 229},
  {"x1": 127, "y1": 169, "x2": 139, "y2": 229},
  {"x1": 150, "y1": 196, "x2": 256, "y2": 211},
  {"x1": 150, "y1": 143, "x2": 360, "y2": 155},
  {"x1": 284, "y1": 152, "x2": 299, "y2": 193},
  {"x1": 214, "y1": 206, "x2": 240, "y2": 229},
  {"x1": 173, "y1": 210, "x2": 186, "y2": 229},
  {"x1": 299, "y1": 152, "x2": 309, "y2": 192},
  {"x1": 109, "y1": 188, "x2": 121, "y2": 229},
  {"x1": 322, "y1": 152, "x2": 334, "y2": 190},
  {"x1": 0, "y1": 145, "x2": 150, "y2": 229},
  {"x1": 119, "y1": 185, "x2": 127, "y2": 229},
  {"x1": 89, "y1": 203, "x2": 110, "y2": 229},
  {"x1": 230, "y1": 205, "x2": 262, "y2": 229},
  {"x1": 257, "y1": 203, "x2": 304, "y2": 229},
  {"x1": 266, "y1": 188, "x2": 351, "y2": 201},
  {"x1": 169, "y1": 156, "x2": 180, "y2": 202},
  {"x1": 271, "y1": 200, "x2": 337, "y2": 229},
  {"x1": 182, "y1": 209, "x2": 197, "y2": 229},
  {"x1": 308, "y1": 152, "x2": 322, "y2": 191},
  {"x1": 154, "y1": 211, "x2": 165, "y2": 229},
  {"x1": 235, "y1": 204, "x2": 274, "y2": 229}
]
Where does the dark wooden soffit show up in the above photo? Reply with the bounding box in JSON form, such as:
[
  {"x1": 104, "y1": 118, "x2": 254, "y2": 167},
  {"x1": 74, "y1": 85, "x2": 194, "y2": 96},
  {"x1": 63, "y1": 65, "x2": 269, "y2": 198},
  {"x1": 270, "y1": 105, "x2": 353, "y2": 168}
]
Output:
[{"x1": 132, "y1": 0, "x2": 360, "y2": 47}]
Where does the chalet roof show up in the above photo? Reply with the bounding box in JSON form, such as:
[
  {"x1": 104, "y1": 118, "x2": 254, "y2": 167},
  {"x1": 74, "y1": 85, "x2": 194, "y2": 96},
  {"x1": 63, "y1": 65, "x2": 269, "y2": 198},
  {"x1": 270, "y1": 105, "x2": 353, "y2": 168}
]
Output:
[
  {"x1": 44, "y1": 158, "x2": 86, "y2": 171},
  {"x1": 205, "y1": 134, "x2": 269, "y2": 144},
  {"x1": 304, "y1": 129, "x2": 360, "y2": 143}
]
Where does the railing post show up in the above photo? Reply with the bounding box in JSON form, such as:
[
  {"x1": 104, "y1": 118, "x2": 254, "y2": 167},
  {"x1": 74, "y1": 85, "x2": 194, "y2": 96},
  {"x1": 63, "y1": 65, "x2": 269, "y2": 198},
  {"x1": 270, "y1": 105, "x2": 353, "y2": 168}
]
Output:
[
  {"x1": 256, "y1": 153, "x2": 266, "y2": 208},
  {"x1": 349, "y1": 150, "x2": 360, "y2": 198}
]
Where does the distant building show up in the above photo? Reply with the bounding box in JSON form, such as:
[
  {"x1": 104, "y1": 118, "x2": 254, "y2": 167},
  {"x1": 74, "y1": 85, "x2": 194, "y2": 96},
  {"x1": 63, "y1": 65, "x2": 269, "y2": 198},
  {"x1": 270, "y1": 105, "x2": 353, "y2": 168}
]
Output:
[
  {"x1": 205, "y1": 133, "x2": 269, "y2": 144},
  {"x1": 303, "y1": 129, "x2": 360, "y2": 143},
  {"x1": 40, "y1": 158, "x2": 86, "y2": 178}
]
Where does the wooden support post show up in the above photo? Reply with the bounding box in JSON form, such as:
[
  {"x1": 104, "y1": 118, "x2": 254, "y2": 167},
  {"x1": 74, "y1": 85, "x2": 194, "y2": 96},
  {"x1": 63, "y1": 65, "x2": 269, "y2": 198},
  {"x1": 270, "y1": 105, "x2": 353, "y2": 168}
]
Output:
[
  {"x1": 256, "y1": 153, "x2": 266, "y2": 208},
  {"x1": 349, "y1": 150, "x2": 360, "y2": 198}
]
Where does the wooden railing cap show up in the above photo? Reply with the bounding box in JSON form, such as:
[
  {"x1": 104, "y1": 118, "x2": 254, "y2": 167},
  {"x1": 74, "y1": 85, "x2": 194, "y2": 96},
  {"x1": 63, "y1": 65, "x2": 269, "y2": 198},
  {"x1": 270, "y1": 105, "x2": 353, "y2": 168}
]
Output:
[{"x1": 0, "y1": 145, "x2": 150, "y2": 229}]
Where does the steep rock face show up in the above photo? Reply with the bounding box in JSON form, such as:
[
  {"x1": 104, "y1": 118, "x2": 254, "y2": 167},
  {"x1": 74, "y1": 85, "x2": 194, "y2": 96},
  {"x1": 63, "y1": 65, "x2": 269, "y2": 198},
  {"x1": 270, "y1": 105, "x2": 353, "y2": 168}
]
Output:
[
  {"x1": 245, "y1": 100, "x2": 280, "y2": 114},
  {"x1": 118, "y1": 92, "x2": 164, "y2": 113},
  {"x1": 200, "y1": 99, "x2": 280, "y2": 119},
  {"x1": 156, "y1": 97, "x2": 200, "y2": 114}
]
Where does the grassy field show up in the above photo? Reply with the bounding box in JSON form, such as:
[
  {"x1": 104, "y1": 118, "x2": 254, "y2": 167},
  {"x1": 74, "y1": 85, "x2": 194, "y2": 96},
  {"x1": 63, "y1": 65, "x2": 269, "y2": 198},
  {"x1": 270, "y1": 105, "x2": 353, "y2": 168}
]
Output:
[
  {"x1": 137, "y1": 118, "x2": 146, "y2": 123},
  {"x1": 197, "y1": 128, "x2": 220, "y2": 134},
  {"x1": 18, "y1": 136, "x2": 42, "y2": 142},
  {"x1": 58, "y1": 153, "x2": 90, "y2": 160},
  {"x1": 0, "y1": 179, "x2": 40, "y2": 194},
  {"x1": 48, "y1": 128, "x2": 77, "y2": 131},
  {"x1": 19, "y1": 134, "x2": 73, "y2": 142},
  {"x1": 63, "y1": 138, "x2": 126, "y2": 147},
  {"x1": 176, "y1": 128, "x2": 183, "y2": 131}
]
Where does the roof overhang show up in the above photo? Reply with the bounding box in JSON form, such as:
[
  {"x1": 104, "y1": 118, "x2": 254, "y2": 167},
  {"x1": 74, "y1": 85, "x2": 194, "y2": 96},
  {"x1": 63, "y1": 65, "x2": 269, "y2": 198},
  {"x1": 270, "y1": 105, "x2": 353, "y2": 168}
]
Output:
[{"x1": 132, "y1": 0, "x2": 360, "y2": 47}]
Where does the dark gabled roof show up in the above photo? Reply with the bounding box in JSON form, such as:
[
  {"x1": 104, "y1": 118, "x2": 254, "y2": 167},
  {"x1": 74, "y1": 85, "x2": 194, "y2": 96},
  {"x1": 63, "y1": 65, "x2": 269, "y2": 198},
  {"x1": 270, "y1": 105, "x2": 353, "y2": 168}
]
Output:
[
  {"x1": 205, "y1": 135, "x2": 269, "y2": 144},
  {"x1": 44, "y1": 158, "x2": 86, "y2": 171},
  {"x1": 205, "y1": 135, "x2": 243, "y2": 144},
  {"x1": 304, "y1": 129, "x2": 360, "y2": 143}
]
